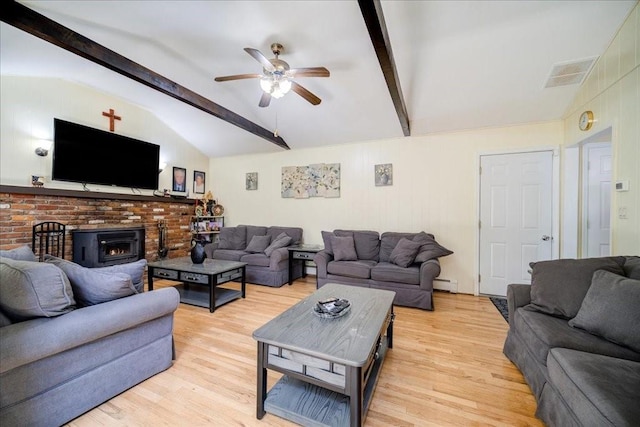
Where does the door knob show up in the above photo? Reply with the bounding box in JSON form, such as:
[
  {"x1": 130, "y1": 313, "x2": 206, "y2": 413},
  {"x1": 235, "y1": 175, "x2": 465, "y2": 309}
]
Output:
[{"x1": 541, "y1": 235, "x2": 552, "y2": 241}]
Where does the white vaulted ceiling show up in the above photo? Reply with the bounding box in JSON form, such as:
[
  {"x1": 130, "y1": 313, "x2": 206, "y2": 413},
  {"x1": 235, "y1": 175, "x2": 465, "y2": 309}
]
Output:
[{"x1": 1, "y1": 1, "x2": 636, "y2": 157}]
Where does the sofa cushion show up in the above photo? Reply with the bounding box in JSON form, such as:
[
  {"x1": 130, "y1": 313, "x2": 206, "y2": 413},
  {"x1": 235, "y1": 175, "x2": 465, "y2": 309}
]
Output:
[
  {"x1": 623, "y1": 256, "x2": 640, "y2": 280},
  {"x1": 330, "y1": 235, "x2": 358, "y2": 261},
  {"x1": 93, "y1": 258, "x2": 147, "y2": 293},
  {"x1": 335, "y1": 230, "x2": 380, "y2": 261},
  {"x1": 264, "y1": 232, "x2": 292, "y2": 257},
  {"x1": 379, "y1": 232, "x2": 419, "y2": 263},
  {"x1": 44, "y1": 256, "x2": 137, "y2": 307},
  {"x1": 371, "y1": 262, "x2": 420, "y2": 285},
  {"x1": 569, "y1": 270, "x2": 640, "y2": 352},
  {"x1": 513, "y1": 306, "x2": 640, "y2": 368},
  {"x1": 321, "y1": 231, "x2": 335, "y2": 256},
  {"x1": 413, "y1": 232, "x2": 453, "y2": 263},
  {"x1": 0, "y1": 245, "x2": 38, "y2": 262},
  {"x1": 0, "y1": 309, "x2": 12, "y2": 327},
  {"x1": 267, "y1": 227, "x2": 302, "y2": 245},
  {"x1": 327, "y1": 260, "x2": 375, "y2": 279},
  {"x1": 245, "y1": 235, "x2": 272, "y2": 253},
  {"x1": 547, "y1": 348, "x2": 640, "y2": 427},
  {"x1": 389, "y1": 238, "x2": 422, "y2": 267},
  {"x1": 242, "y1": 225, "x2": 269, "y2": 247},
  {"x1": 217, "y1": 226, "x2": 247, "y2": 250},
  {"x1": 529, "y1": 257, "x2": 626, "y2": 319},
  {"x1": 213, "y1": 249, "x2": 246, "y2": 261},
  {"x1": 240, "y1": 253, "x2": 271, "y2": 267},
  {"x1": 0, "y1": 257, "x2": 76, "y2": 321}
]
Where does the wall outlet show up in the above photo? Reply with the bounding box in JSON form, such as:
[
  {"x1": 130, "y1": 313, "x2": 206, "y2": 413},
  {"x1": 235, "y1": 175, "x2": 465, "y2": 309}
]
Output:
[{"x1": 618, "y1": 207, "x2": 628, "y2": 219}]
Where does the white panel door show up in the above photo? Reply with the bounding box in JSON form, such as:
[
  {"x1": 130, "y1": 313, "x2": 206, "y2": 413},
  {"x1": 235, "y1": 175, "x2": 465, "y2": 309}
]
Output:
[
  {"x1": 479, "y1": 151, "x2": 553, "y2": 296},
  {"x1": 584, "y1": 145, "x2": 612, "y2": 257}
]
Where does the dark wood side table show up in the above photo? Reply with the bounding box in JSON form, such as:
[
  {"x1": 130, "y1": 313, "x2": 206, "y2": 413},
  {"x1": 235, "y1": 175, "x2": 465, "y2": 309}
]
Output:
[{"x1": 287, "y1": 244, "x2": 323, "y2": 285}]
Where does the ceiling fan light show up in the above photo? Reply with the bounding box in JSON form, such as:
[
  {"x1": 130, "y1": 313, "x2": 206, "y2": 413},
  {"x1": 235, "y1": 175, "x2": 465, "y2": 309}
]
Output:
[
  {"x1": 279, "y1": 79, "x2": 292, "y2": 94},
  {"x1": 260, "y1": 77, "x2": 273, "y2": 93}
]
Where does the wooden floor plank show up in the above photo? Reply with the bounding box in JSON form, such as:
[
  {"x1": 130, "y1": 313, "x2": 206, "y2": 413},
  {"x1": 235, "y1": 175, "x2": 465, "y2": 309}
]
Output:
[{"x1": 66, "y1": 277, "x2": 541, "y2": 426}]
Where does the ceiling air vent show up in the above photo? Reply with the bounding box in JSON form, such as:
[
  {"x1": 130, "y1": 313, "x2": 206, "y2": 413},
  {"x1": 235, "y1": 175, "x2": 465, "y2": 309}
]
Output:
[{"x1": 544, "y1": 57, "x2": 598, "y2": 88}]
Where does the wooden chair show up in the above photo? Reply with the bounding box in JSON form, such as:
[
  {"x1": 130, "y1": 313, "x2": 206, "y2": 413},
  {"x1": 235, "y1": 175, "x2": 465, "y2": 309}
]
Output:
[{"x1": 32, "y1": 222, "x2": 66, "y2": 261}]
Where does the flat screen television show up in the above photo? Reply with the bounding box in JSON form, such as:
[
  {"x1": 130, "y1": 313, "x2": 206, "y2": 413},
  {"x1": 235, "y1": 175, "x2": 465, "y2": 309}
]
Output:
[{"x1": 52, "y1": 118, "x2": 160, "y2": 190}]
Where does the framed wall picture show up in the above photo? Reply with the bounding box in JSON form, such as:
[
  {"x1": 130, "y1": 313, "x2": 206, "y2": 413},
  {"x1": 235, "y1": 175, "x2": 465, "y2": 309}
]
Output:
[
  {"x1": 246, "y1": 172, "x2": 258, "y2": 190},
  {"x1": 194, "y1": 170, "x2": 205, "y2": 194},
  {"x1": 172, "y1": 167, "x2": 187, "y2": 192},
  {"x1": 374, "y1": 163, "x2": 393, "y2": 186}
]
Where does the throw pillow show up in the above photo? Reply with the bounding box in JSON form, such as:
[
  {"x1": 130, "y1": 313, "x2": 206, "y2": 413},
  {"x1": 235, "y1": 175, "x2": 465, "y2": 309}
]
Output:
[
  {"x1": 389, "y1": 238, "x2": 423, "y2": 268},
  {"x1": 264, "y1": 232, "x2": 292, "y2": 257},
  {"x1": 245, "y1": 235, "x2": 272, "y2": 253},
  {"x1": 94, "y1": 258, "x2": 147, "y2": 293},
  {"x1": 569, "y1": 270, "x2": 640, "y2": 352},
  {"x1": 0, "y1": 257, "x2": 75, "y2": 321},
  {"x1": 44, "y1": 256, "x2": 137, "y2": 306},
  {"x1": 330, "y1": 235, "x2": 358, "y2": 261},
  {"x1": 0, "y1": 245, "x2": 38, "y2": 262},
  {"x1": 529, "y1": 256, "x2": 626, "y2": 319},
  {"x1": 412, "y1": 232, "x2": 454, "y2": 263}
]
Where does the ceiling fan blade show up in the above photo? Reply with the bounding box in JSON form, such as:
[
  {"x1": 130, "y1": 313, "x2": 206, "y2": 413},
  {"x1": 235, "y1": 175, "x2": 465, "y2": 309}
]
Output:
[
  {"x1": 291, "y1": 82, "x2": 321, "y2": 105},
  {"x1": 288, "y1": 67, "x2": 330, "y2": 78},
  {"x1": 244, "y1": 48, "x2": 275, "y2": 72},
  {"x1": 259, "y1": 92, "x2": 272, "y2": 108},
  {"x1": 214, "y1": 73, "x2": 262, "y2": 82}
]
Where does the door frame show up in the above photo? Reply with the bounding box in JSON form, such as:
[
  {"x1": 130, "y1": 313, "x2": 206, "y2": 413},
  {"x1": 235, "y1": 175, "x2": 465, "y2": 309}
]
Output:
[{"x1": 475, "y1": 147, "x2": 560, "y2": 296}]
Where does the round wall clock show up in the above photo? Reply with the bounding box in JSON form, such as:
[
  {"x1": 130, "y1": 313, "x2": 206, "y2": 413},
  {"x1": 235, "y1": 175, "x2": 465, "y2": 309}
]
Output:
[{"x1": 579, "y1": 110, "x2": 594, "y2": 131}]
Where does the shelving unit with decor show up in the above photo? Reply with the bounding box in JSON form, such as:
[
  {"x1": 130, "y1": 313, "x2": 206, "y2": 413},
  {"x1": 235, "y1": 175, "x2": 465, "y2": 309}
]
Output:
[{"x1": 190, "y1": 216, "x2": 224, "y2": 243}]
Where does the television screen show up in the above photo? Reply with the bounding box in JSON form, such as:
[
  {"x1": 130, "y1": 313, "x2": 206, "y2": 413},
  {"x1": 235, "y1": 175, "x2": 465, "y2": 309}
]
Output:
[{"x1": 52, "y1": 118, "x2": 160, "y2": 190}]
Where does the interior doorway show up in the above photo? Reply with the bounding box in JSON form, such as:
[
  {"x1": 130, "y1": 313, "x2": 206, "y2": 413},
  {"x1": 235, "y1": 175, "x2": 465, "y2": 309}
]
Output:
[
  {"x1": 478, "y1": 150, "x2": 555, "y2": 296},
  {"x1": 582, "y1": 142, "x2": 612, "y2": 257}
]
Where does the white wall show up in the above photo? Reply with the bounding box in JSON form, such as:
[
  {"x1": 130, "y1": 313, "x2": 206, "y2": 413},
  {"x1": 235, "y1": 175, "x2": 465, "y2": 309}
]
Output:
[
  {"x1": 563, "y1": 3, "x2": 640, "y2": 256},
  {"x1": 210, "y1": 121, "x2": 564, "y2": 294},
  {"x1": 0, "y1": 76, "x2": 209, "y2": 195}
]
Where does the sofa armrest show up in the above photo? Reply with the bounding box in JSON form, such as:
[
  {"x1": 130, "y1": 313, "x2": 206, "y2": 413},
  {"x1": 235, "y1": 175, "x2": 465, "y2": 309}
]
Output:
[
  {"x1": 268, "y1": 247, "x2": 290, "y2": 269},
  {"x1": 204, "y1": 242, "x2": 218, "y2": 259},
  {"x1": 0, "y1": 287, "x2": 180, "y2": 373},
  {"x1": 419, "y1": 259, "x2": 441, "y2": 291},
  {"x1": 313, "y1": 251, "x2": 333, "y2": 278},
  {"x1": 506, "y1": 284, "x2": 531, "y2": 326}
]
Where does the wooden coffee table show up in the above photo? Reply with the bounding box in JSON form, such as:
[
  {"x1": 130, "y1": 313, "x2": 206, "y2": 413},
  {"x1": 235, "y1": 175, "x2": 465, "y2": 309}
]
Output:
[
  {"x1": 253, "y1": 283, "x2": 395, "y2": 426},
  {"x1": 147, "y1": 257, "x2": 246, "y2": 313}
]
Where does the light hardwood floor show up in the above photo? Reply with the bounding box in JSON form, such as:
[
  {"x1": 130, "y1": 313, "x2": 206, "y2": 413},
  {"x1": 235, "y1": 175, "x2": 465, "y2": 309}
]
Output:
[{"x1": 67, "y1": 277, "x2": 542, "y2": 427}]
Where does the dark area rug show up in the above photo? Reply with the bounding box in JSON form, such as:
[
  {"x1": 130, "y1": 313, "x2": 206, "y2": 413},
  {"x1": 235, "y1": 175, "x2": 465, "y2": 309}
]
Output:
[{"x1": 490, "y1": 297, "x2": 509, "y2": 323}]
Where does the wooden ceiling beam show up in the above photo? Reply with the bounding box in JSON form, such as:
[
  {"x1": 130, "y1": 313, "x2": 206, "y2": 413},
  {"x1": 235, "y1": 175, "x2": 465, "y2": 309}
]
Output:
[
  {"x1": 358, "y1": 0, "x2": 410, "y2": 136},
  {"x1": 0, "y1": 1, "x2": 290, "y2": 150}
]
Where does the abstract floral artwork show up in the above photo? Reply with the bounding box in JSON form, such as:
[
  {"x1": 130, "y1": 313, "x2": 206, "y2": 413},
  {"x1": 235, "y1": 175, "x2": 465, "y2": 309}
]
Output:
[
  {"x1": 282, "y1": 163, "x2": 340, "y2": 198},
  {"x1": 374, "y1": 163, "x2": 393, "y2": 186}
]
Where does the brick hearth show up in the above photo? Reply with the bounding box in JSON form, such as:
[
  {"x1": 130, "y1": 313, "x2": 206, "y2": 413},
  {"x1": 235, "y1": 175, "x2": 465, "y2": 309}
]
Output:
[{"x1": 0, "y1": 186, "x2": 194, "y2": 262}]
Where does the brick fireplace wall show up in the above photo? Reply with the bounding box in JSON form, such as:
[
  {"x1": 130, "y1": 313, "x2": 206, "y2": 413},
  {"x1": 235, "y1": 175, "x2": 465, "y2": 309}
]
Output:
[{"x1": 0, "y1": 187, "x2": 194, "y2": 261}]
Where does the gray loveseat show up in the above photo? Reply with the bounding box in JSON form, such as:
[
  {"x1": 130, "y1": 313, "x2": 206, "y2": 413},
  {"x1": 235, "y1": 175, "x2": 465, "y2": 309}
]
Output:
[
  {"x1": 503, "y1": 256, "x2": 640, "y2": 426},
  {"x1": 0, "y1": 247, "x2": 180, "y2": 427},
  {"x1": 314, "y1": 230, "x2": 452, "y2": 310},
  {"x1": 204, "y1": 225, "x2": 303, "y2": 287}
]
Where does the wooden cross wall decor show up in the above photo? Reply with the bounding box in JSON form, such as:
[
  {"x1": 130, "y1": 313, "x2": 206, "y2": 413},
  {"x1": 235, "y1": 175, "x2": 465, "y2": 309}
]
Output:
[{"x1": 102, "y1": 108, "x2": 122, "y2": 132}]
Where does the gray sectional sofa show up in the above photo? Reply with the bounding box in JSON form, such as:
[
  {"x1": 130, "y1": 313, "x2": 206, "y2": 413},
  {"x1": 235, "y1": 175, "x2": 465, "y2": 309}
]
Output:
[
  {"x1": 0, "y1": 247, "x2": 180, "y2": 427},
  {"x1": 204, "y1": 225, "x2": 303, "y2": 287},
  {"x1": 314, "y1": 230, "x2": 453, "y2": 310},
  {"x1": 503, "y1": 256, "x2": 640, "y2": 426}
]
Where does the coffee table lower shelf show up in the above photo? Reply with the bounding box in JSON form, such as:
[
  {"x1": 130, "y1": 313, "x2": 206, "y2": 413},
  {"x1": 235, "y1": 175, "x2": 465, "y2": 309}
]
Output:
[
  {"x1": 173, "y1": 283, "x2": 241, "y2": 309},
  {"x1": 264, "y1": 342, "x2": 388, "y2": 427}
]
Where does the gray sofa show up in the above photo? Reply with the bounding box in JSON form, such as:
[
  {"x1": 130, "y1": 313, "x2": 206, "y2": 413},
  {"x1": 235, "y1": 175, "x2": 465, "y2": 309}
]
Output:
[
  {"x1": 204, "y1": 225, "x2": 303, "y2": 287},
  {"x1": 0, "y1": 247, "x2": 180, "y2": 427},
  {"x1": 314, "y1": 230, "x2": 452, "y2": 310},
  {"x1": 503, "y1": 256, "x2": 640, "y2": 426}
]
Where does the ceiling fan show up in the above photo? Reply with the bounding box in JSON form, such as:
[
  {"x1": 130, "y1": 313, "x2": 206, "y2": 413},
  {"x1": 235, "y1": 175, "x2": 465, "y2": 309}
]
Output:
[{"x1": 214, "y1": 43, "x2": 330, "y2": 108}]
